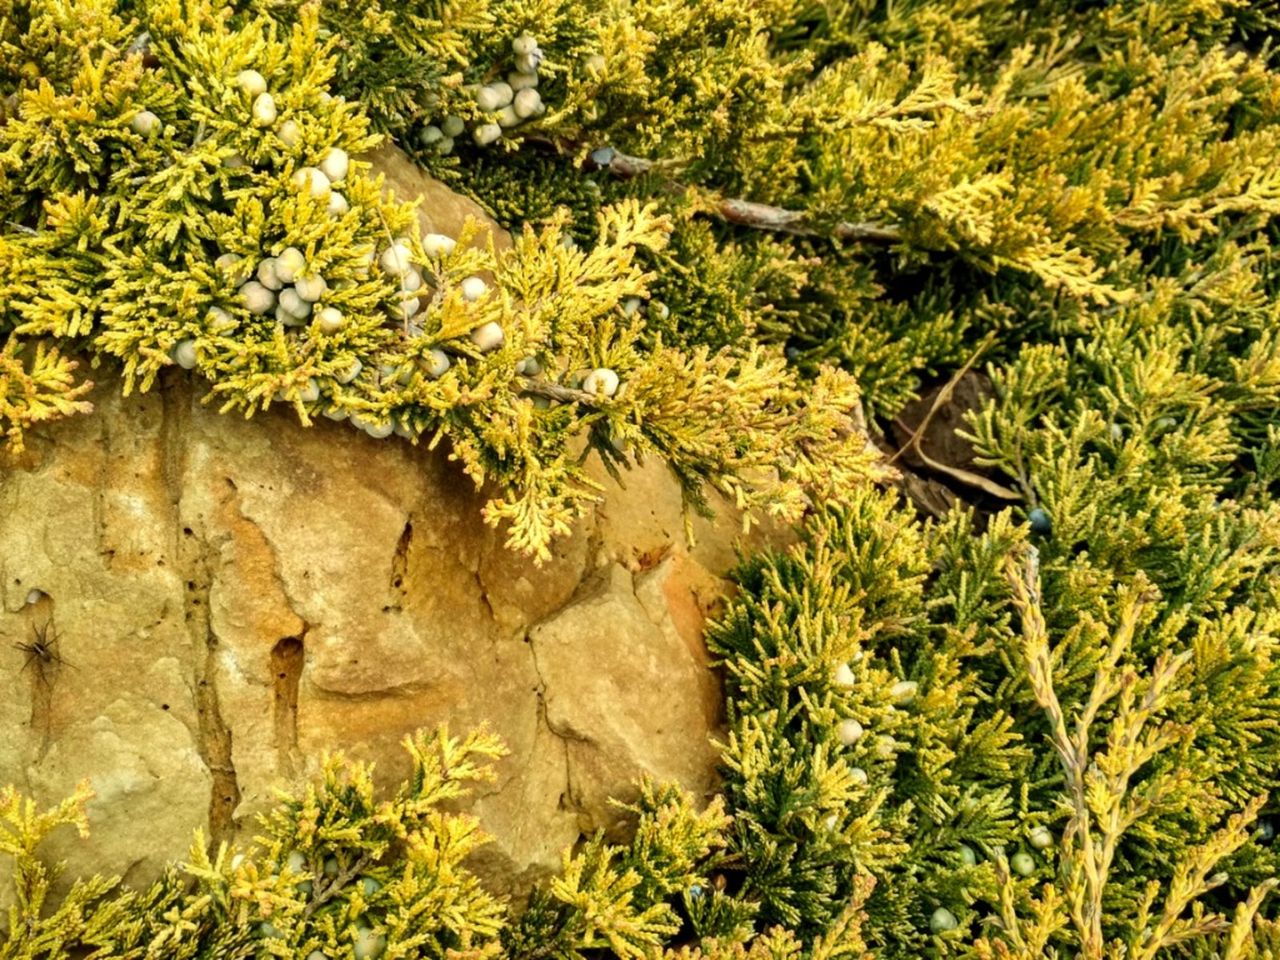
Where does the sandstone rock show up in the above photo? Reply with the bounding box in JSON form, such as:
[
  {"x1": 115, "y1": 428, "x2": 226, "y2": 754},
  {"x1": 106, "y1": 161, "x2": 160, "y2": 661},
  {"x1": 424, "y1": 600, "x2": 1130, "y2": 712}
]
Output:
[
  {"x1": 0, "y1": 375, "x2": 775, "y2": 903},
  {"x1": 529, "y1": 562, "x2": 724, "y2": 836},
  {"x1": 363, "y1": 142, "x2": 512, "y2": 253}
]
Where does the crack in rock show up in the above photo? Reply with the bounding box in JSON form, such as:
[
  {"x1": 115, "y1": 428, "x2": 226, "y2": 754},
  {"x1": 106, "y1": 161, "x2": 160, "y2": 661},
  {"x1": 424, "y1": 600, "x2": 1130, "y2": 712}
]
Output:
[{"x1": 161, "y1": 384, "x2": 241, "y2": 841}]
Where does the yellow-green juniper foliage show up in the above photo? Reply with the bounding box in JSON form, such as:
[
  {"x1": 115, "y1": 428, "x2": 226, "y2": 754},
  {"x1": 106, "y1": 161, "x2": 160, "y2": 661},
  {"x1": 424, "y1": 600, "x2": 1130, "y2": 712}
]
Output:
[
  {"x1": 706, "y1": 239, "x2": 1280, "y2": 956},
  {"x1": 2, "y1": 730, "x2": 861, "y2": 960},
  {"x1": 367, "y1": 0, "x2": 1280, "y2": 418},
  {"x1": 0, "y1": 0, "x2": 882, "y2": 561}
]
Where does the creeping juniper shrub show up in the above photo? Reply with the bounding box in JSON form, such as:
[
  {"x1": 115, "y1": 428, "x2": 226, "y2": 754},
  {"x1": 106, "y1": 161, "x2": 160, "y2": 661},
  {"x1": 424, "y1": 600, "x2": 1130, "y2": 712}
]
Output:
[{"x1": 5, "y1": 0, "x2": 1280, "y2": 957}]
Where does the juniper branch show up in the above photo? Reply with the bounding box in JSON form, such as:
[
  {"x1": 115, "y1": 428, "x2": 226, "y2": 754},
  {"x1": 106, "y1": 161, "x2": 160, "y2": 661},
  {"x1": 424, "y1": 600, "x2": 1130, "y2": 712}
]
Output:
[
  {"x1": 585, "y1": 148, "x2": 903, "y2": 245},
  {"x1": 517, "y1": 378, "x2": 601, "y2": 405}
]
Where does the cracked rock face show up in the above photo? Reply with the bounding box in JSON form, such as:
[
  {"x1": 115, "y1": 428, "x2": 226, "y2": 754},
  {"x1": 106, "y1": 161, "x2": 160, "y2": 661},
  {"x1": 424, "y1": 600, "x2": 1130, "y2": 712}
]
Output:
[{"x1": 0, "y1": 372, "x2": 783, "y2": 902}]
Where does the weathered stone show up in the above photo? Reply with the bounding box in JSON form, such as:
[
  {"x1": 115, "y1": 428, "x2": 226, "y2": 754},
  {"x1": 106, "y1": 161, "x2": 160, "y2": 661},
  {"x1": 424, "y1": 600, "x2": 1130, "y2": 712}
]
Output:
[
  {"x1": 0, "y1": 373, "x2": 774, "y2": 903},
  {"x1": 529, "y1": 563, "x2": 725, "y2": 837},
  {"x1": 363, "y1": 142, "x2": 512, "y2": 252}
]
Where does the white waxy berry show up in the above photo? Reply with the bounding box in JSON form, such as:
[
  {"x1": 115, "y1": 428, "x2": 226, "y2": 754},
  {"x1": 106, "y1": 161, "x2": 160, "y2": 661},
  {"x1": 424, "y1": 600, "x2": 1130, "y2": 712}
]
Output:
[
  {"x1": 476, "y1": 83, "x2": 514, "y2": 112},
  {"x1": 509, "y1": 71, "x2": 538, "y2": 91},
  {"x1": 291, "y1": 166, "x2": 330, "y2": 197},
  {"x1": 294, "y1": 274, "x2": 327, "y2": 302},
  {"x1": 279, "y1": 287, "x2": 312, "y2": 320},
  {"x1": 585, "y1": 53, "x2": 606, "y2": 74},
  {"x1": 297, "y1": 379, "x2": 320, "y2": 403},
  {"x1": 285, "y1": 850, "x2": 307, "y2": 874},
  {"x1": 275, "y1": 247, "x2": 305, "y2": 284},
  {"x1": 837, "y1": 718, "x2": 864, "y2": 745},
  {"x1": 236, "y1": 69, "x2": 267, "y2": 96},
  {"x1": 496, "y1": 105, "x2": 521, "y2": 128},
  {"x1": 277, "y1": 119, "x2": 300, "y2": 147},
  {"x1": 252, "y1": 92, "x2": 277, "y2": 127},
  {"x1": 379, "y1": 242, "x2": 413, "y2": 277},
  {"x1": 959, "y1": 844, "x2": 977, "y2": 866},
  {"x1": 422, "y1": 349, "x2": 451, "y2": 378},
  {"x1": 514, "y1": 51, "x2": 542, "y2": 73},
  {"x1": 516, "y1": 357, "x2": 541, "y2": 376},
  {"x1": 512, "y1": 34, "x2": 538, "y2": 56},
  {"x1": 399, "y1": 294, "x2": 423, "y2": 321},
  {"x1": 1011, "y1": 852, "x2": 1036, "y2": 876},
  {"x1": 319, "y1": 147, "x2": 349, "y2": 182},
  {"x1": 435, "y1": 136, "x2": 454, "y2": 155},
  {"x1": 422, "y1": 233, "x2": 456, "y2": 258},
  {"x1": 622, "y1": 297, "x2": 642, "y2": 316},
  {"x1": 473, "y1": 123, "x2": 502, "y2": 147},
  {"x1": 315, "y1": 306, "x2": 345, "y2": 334},
  {"x1": 275, "y1": 303, "x2": 300, "y2": 327},
  {"x1": 335, "y1": 359, "x2": 362, "y2": 384},
  {"x1": 823, "y1": 813, "x2": 838, "y2": 831},
  {"x1": 221, "y1": 153, "x2": 246, "y2": 169},
  {"x1": 581, "y1": 367, "x2": 620, "y2": 397},
  {"x1": 171, "y1": 340, "x2": 198, "y2": 369},
  {"x1": 326, "y1": 191, "x2": 349, "y2": 217},
  {"x1": 441, "y1": 116, "x2": 465, "y2": 137},
  {"x1": 401, "y1": 266, "x2": 424, "y2": 293},
  {"x1": 850, "y1": 767, "x2": 868, "y2": 785},
  {"x1": 875, "y1": 736, "x2": 898, "y2": 759},
  {"x1": 833, "y1": 662, "x2": 855, "y2": 688},
  {"x1": 470, "y1": 321, "x2": 504, "y2": 352},
  {"x1": 930, "y1": 908, "x2": 958, "y2": 934},
  {"x1": 362, "y1": 419, "x2": 393, "y2": 440},
  {"x1": 460, "y1": 276, "x2": 488, "y2": 301},
  {"x1": 1029, "y1": 826, "x2": 1053, "y2": 850},
  {"x1": 513, "y1": 88, "x2": 543, "y2": 119},
  {"x1": 419, "y1": 125, "x2": 443, "y2": 146},
  {"x1": 322, "y1": 405, "x2": 348, "y2": 421},
  {"x1": 257, "y1": 258, "x2": 284, "y2": 291},
  {"x1": 239, "y1": 281, "x2": 276, "y2": 314},
  {"x1": 393, "y1": 419, "x2": 413, "y2": 439},
  {"x1": 650, "y1": 300, "x2": 670, "y2": 321},
  {"x1": 130, "y1": 110, "x2": 161, "y2": 135},
  {"x1": 206, "y1": 306, "x2": 237, "y2": 332},
  {"x1": 891, "y1": 680, "x2": 918, "y2": 704},
  {"x1": 308, "y1": 953, "x2": 326, "y2": 960}
]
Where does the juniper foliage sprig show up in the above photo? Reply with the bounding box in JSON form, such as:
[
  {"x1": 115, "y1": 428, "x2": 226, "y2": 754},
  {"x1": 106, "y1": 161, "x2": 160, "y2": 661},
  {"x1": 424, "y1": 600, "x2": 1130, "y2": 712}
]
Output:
[
  {"x1": 972, "y1": 547, "x2": 1276, "y2": 960},
  {"x1": 0, "y1": 736, "x2": 762, "y2": 960}
]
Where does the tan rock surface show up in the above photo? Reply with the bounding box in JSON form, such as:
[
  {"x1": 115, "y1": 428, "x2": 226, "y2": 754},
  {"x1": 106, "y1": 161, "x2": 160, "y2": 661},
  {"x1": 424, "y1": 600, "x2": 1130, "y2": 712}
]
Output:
[
  {"x1": 363, "y1": 142, "x2": 513, "y2": 253},
  {"x1": 0, "y1": 381, "x2": 772, "y2": 901}
]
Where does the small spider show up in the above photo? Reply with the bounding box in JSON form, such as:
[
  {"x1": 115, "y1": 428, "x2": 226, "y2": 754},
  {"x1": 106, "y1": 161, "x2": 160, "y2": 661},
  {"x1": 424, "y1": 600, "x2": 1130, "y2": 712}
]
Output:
[{"x1": 12, "y1": 620, "x2": 73, "y2": 679}]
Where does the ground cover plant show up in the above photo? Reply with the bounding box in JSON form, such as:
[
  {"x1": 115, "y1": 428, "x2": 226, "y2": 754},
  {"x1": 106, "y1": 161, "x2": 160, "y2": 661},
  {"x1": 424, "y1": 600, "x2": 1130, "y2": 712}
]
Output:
[{"x1": 4, "y1": 0, "x2": 1280, "y2": 956}]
